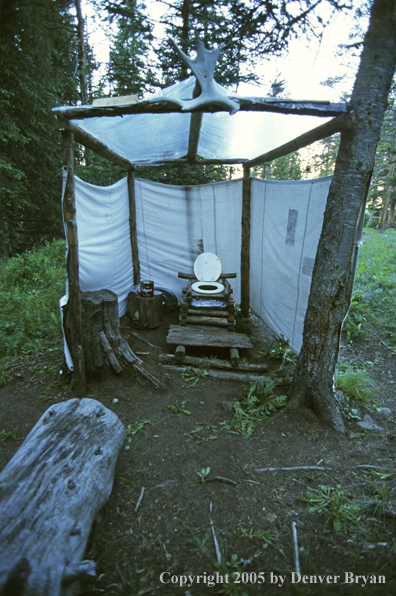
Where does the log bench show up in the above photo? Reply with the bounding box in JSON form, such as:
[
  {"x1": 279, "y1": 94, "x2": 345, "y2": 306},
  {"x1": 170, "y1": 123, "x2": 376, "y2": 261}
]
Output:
[{"x1": 0, "y1": 398, "x2": 126, "y2": 596}]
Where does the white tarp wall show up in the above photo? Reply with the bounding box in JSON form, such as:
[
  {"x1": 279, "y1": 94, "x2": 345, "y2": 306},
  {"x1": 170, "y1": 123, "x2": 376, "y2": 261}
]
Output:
[
  {"x1": 134, "y1": 178, "x2": 243, "y2": 304},
  {"x1": 250, "y1": 176, "x2": 332, "y2": 354},
  {"x1": 62, "y1": 174, "x2": 331, "y2": 364},
  {"x1": 71, "y1": 176, "x2": 243, "y2": 316}
]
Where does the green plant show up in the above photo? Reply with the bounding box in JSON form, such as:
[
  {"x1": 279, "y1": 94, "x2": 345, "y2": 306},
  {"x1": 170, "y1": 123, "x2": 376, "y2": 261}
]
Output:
[
  {"x1": 360, "y1": 470, "x2": 395, "y2": 521},
  {"x1": 301, "y1": 484, "x2": 362, "y2": 533},
  {"x1": 0, "y1": 429, "x2": 17, "y2": 444},
  {"x1": 126, "y1": 420, "x2": 151, "y2": 441},
  {"x1": 197, "y1": 467, "x2": 211, "y2": 484},
  {"x1": 214, "y1": 552, "x2": 247, "y2": 596},
  {"x1": 166, "y1": 400, "x2": 191, "y2": 415},
  {"x1": 181, "y1": 365, "x2": 209, "y2": 388},
  {"x1": 222, "y1": 379, "x2": 287, "y2": 438},
  {"x1": 266, "y1": 335, "x2": 297, "y2": 368},
  {"x1": 40, "y1": 387, "x2": 54, "y2": 402},
  {"x1": 184, "y1": 424, "x2": 218, "y2": 443},
  {"x1": 237, "y1": 527, "x2": 274, "y2": 549}
]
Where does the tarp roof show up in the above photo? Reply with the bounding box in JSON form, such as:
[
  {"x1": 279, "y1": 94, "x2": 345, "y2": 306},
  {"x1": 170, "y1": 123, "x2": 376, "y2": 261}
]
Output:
[{"x1": 53, "y1": 77, "x2": 347, "y2": 166}]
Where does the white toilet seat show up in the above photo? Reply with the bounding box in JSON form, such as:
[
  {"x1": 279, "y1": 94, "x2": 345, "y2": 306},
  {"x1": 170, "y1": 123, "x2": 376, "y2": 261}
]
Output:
[
  {"x1": 191, "y1": 281, "x2": 224, "y2": 294},
  {"x1": 192, "y1": 253, "x2": 224, "y2": 294}
]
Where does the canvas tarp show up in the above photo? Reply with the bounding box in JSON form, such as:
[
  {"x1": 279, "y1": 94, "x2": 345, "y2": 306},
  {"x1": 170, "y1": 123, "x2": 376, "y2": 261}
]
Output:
[
  {"x1": 250, "y1": 176, "x2": 332, "y2": 353},
  {"x1": 61, "y1": 174, "x2": 331, "y2": 368}
]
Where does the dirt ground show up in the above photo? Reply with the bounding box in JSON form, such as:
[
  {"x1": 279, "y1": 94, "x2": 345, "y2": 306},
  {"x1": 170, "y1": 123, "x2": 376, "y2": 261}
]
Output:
[{"x1": 0, "y1": 310, "x2": 395, "y2": 596}]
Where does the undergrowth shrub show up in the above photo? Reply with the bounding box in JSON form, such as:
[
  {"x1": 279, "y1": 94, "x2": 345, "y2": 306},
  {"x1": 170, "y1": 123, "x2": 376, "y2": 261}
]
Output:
[
  {"x1": 0, "y1": 240, "x2": 66, "y2": 360},
  {"x1": 223, "y1": 379, "x2": 287, "y2": 438}
]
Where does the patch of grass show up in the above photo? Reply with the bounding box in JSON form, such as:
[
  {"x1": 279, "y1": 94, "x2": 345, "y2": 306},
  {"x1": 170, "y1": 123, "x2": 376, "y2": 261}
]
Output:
[
  {"x1": 334, "y1": 363, "x2": 378, "y2": 407},
  {"x1": 0, "y1": 240, "x2": 66, "y2": 361},
  {"x1": 302, "y1": 477, "x2": 395, "y2": 534},
  {"x1": 344, "y1": 229, "x2": 396, "y2": 341},
  {"x1": 185, "y1": 526, "x2": 211, "y2": 559},
  {"x1": 222, "y1": 379, "x2": 287, "y2": 438}
]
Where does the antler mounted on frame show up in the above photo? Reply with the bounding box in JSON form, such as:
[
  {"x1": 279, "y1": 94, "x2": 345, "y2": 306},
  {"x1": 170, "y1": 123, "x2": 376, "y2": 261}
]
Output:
[{"x1": 169, "y1": 38, "x2": 240, "y2": 115}]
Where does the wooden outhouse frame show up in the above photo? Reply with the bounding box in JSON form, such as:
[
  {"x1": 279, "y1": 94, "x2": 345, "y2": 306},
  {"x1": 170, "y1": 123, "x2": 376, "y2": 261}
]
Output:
[{"x1": 54, "y1": 93, "x2": 357, "y2": 395}]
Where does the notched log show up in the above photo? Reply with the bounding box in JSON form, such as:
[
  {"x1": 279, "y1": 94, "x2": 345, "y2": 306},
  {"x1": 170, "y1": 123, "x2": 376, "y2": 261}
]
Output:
[{"x1": 0, "y1": 398, "x2": 126, "y2": 596}]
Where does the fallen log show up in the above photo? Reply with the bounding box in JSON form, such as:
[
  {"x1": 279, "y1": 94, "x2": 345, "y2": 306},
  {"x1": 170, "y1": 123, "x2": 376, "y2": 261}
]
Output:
[
  {"x1": 159, "y1": 364, "x2": 285, "y2": 384},
  {"x1": 0, "y1": 398, "x2": 126, "y2": 596},
  {"x1": 158, "y1": 353, "x2": 268, "y2": 372}
]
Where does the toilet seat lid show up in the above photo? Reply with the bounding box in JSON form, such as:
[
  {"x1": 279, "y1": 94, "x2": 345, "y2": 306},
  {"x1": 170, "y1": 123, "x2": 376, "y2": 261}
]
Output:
[{"x1": 194, "y1": 252, "x2": 221, "y2": 282}]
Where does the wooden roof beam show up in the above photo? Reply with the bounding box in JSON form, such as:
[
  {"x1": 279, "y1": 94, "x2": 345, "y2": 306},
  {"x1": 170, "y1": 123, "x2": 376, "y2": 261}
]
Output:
[
  {"x1": 52, "y1": 98, "x2": 347, "y2": 120},
  {"x1": 56, "y1": 117, "x2": 135, "y2": 170},
  {"x1": 246, "y1": 112, "x2": 358, "y2": 169}
]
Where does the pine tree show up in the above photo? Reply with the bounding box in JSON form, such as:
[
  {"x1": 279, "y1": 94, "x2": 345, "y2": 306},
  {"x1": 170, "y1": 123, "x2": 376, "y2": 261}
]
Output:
[{"x1": 0, "y1": 0, "x2": 81, "y2": 258}]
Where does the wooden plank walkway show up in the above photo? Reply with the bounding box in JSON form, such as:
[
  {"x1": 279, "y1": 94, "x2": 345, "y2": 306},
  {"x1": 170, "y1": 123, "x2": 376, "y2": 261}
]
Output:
[{"x1": 166, "y1": 325, "x2": 253, "y2": 349}]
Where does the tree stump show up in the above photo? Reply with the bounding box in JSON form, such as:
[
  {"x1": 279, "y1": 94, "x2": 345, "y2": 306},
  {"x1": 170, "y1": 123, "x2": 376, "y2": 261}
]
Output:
[
  {"x1": 127, "y1": 292, "x2": 163, "y2": 329},
  {"x1": 0, "y1": 398, "x2": 126, "y2": 596},
  {"x1": 81, "y1": 289, "x2": 139, "y2": 375}
]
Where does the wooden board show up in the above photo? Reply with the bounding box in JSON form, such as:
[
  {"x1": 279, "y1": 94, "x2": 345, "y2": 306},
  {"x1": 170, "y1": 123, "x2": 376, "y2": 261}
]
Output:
[{"x1": 166, "y1": 325, "x2": 253, "y2": 348}]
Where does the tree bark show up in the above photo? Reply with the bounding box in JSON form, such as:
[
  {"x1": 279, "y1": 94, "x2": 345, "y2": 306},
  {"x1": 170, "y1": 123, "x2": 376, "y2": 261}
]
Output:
[
  {"x1": 75, "y1": 0, "x2": 88, "y2": 105},
  {"x1": 289, "y1": 0, "x2": 396, "y2": 432},
  {"x1": 0, "y1": 399, "x2": 126, "y2": 596},
  {"x1": 387, "y1": 200, "x2": 395, "y2": 228},
  {"x1": 379, "y1": 105, "x2": 396, "y2": 231}
]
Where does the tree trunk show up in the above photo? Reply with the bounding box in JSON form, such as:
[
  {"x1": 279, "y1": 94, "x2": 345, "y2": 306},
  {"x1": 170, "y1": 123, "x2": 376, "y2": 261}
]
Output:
[
  {"x1": 75, "y1": 0, "x2": 88, "y2": 105},
  {"x1": 289, "y1": 0, "x2": 396, "y2": 432},
  {"x1": 387, "y1": 200, "x2": 395, "y2": 228},
  {"x1": 379, "y1": 105, "x2": 396, "y2": 231}
]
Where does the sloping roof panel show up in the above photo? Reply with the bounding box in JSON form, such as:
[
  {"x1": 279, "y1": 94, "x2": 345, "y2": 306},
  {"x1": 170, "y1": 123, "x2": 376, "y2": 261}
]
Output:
[{"x1": 64, "y1": 77, "x2": 339, "y2": 165}]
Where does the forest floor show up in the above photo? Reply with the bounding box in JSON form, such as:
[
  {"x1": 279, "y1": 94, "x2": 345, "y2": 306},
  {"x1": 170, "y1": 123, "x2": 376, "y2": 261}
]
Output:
[{"x1": 1, "y1": 309, "x2": 395, "y2": 596}]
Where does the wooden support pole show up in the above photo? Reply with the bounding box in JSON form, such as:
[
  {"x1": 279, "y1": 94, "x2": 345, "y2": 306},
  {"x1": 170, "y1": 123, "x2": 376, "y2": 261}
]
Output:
[
  {"x1": 187, "y1": 112, "x2": 203, "y2": 160},
  {"x1": 246, "y1": 112, "x2": 358, "y2": 169},
  {"x1": 127, "y1": 169, "x2": 140, "y2": 285},
  {"x1": 240, "y1": 164, "x2": 251, "y2": 318},
  {"x1": 57, "y1": 118, "x2": 135, "y2": 171},
  {"x1": 62, "y1": 130, "x2": 86, "y2": 396}
]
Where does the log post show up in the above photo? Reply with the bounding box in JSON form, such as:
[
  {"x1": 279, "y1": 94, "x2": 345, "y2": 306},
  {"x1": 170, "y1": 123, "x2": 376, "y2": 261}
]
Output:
[
  {"x1": 62, "y1": 130, "x2": 86, "y2": 396},
  {"x1": 240, "y1": 163, "x2": 251, "y2": 318},
  {"x1": 127, "y1": 169, "x2": 140, "y2": 286}
]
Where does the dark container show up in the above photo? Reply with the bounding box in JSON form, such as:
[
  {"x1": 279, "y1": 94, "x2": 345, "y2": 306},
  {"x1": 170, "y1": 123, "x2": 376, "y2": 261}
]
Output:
[{"x1": 140, "y1": 280, "x2": 154, "y2": 297}]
